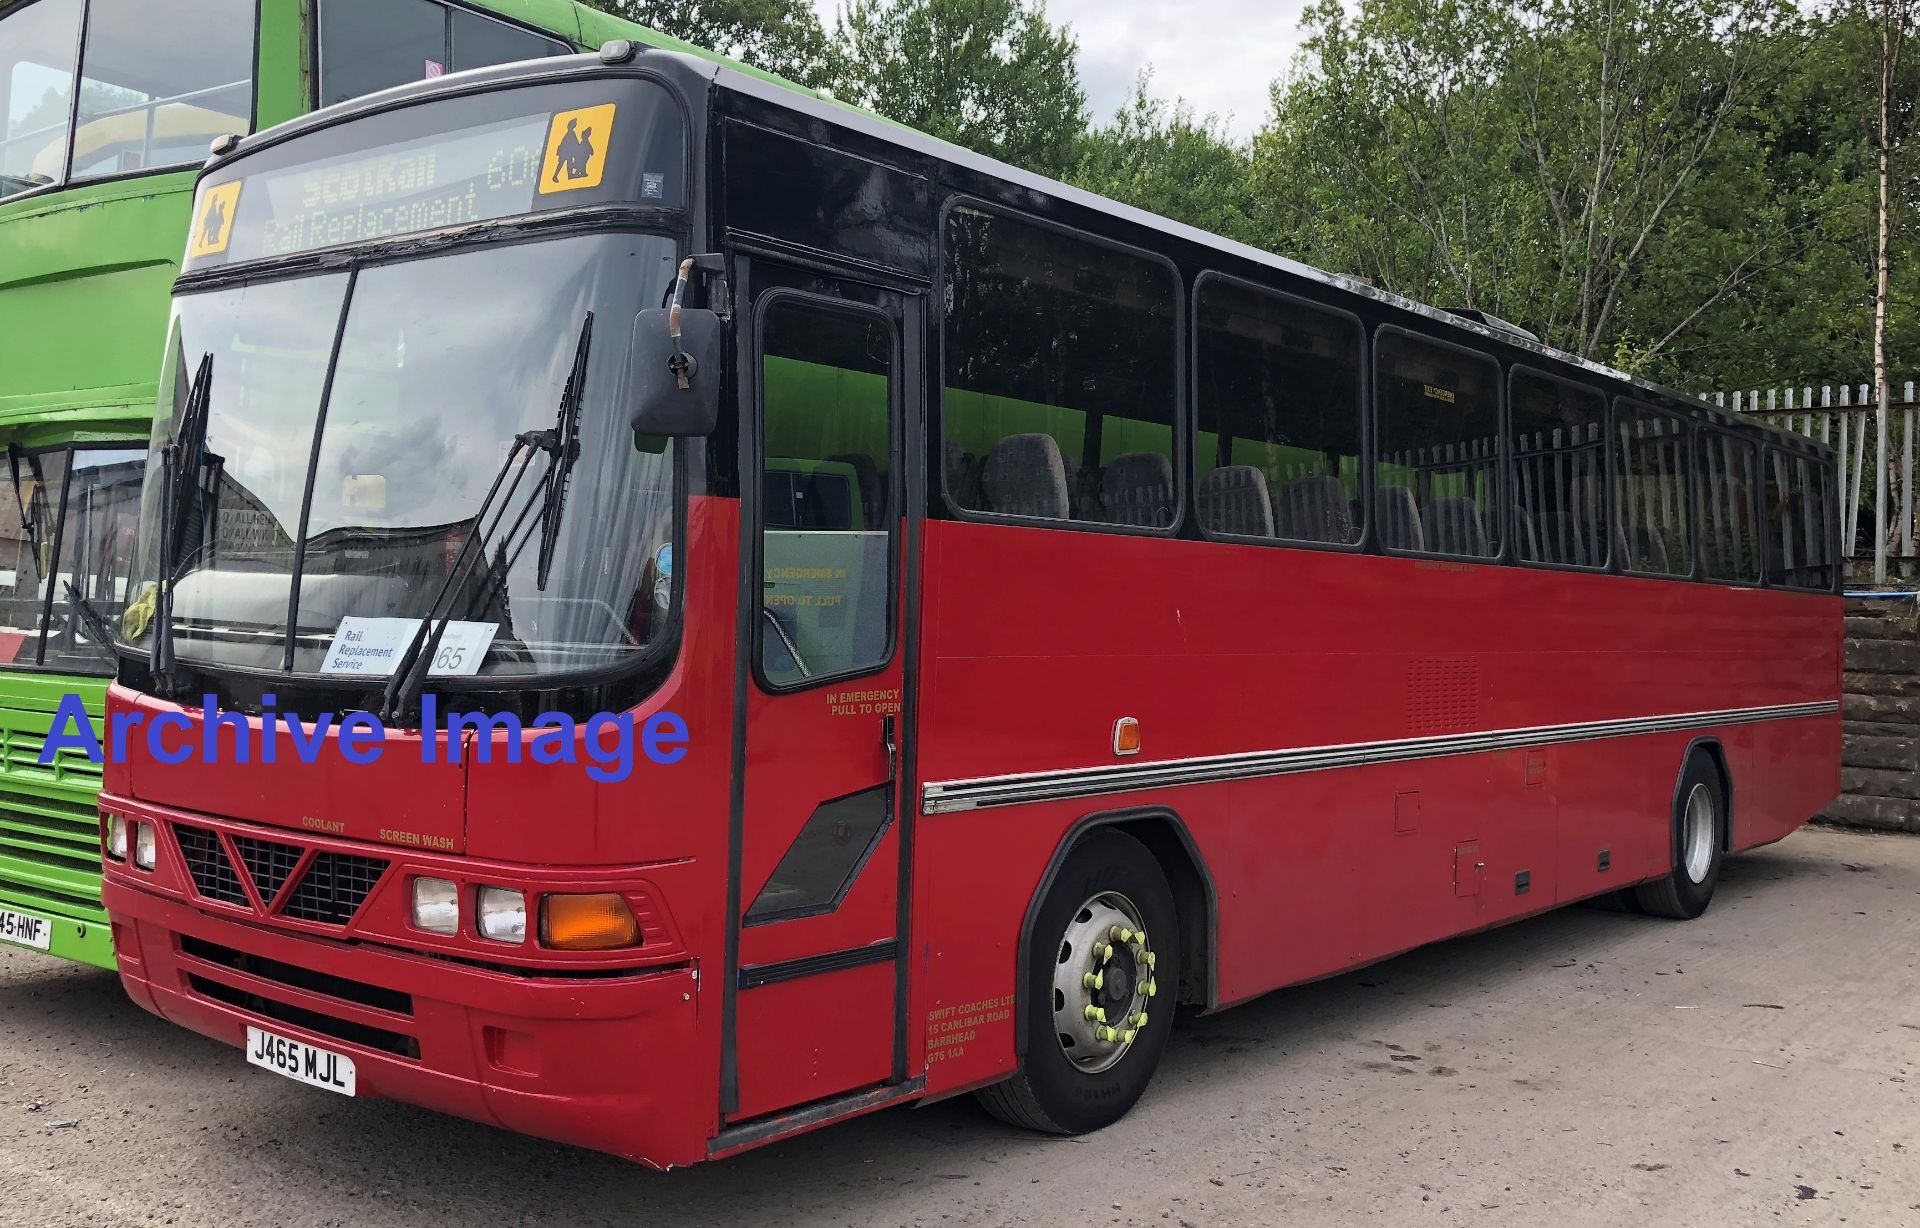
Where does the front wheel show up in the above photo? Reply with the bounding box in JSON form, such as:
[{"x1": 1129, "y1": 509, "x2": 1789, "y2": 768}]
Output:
[
  {"x1": 1634, "y1": 754, "x2": 1726, "y2": 919},
  {"x1": 975, "y1": 829, "x2": 1180, "y2": 1135}
]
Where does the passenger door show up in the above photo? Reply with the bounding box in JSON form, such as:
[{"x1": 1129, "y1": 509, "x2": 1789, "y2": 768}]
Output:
[{"x1": 726, "y1": 259, "x2": 919, "y2": 1125}]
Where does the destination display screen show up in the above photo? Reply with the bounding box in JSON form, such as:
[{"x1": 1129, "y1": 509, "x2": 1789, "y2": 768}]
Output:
[{"x1": 184, "y1": 81, "x2": 684, "y2": 269}]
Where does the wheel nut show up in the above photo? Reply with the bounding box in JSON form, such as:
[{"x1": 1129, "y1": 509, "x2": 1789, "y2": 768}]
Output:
[
  {"x1": 1100, "y1": 943, "x2": 1114, "y2": 962},
  {"x1": 1132, "y1": 1011, "x2": 1148, "y2": 1027},
  {"x1": 1083, "y1": 971, "x2": 1103, "y2": 990},
  {"x1": 1146, "y1": 980, "x2": 1157, "y2": 998},
  {"x1": 1122, "y1": 1029, "x2": 1137, "y2": 1043}
]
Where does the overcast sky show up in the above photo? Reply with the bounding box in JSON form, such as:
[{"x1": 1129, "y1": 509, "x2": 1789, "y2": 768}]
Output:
[{"x1": 806, "y1": 1, "x2": 1317, "y2": 143}]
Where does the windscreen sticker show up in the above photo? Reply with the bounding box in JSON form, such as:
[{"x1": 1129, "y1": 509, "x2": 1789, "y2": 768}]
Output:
[
  {"x1": 319, "y1": 616, "x2": 498, "y2": 677},
  {"x1": 540, "y1": 103, "x2": 617, "y2": 195},
  {"x1": 190, "y1": 181, "x2": 242, "y2": 258}
]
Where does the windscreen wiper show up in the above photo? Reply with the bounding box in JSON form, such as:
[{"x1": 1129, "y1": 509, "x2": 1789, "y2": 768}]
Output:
[
  {"x1": 535, "y1": 311, "x2": 590, "y2": 590},
  {"x1": 150, "y1": 352, "x2": 214, "y2": 697},
  {"x1": 6, "y1": 444, "x2": 46, "y2": 567},
  {"x1": 376, "y1": 316, "x2": 594, "y2": 724},
  {"x1": 63, "y1": 582, "x2": 118, "y2": 665}
]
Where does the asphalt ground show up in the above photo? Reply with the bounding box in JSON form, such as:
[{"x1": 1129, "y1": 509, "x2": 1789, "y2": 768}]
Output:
[{"x1": 1, "y1": 825, "x2": 1914, "y2": 1227}]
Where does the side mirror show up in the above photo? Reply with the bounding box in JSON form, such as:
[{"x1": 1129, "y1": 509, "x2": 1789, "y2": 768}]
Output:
[{"x1": 628, "y1": 307, "x2": 722, "y2": 437}]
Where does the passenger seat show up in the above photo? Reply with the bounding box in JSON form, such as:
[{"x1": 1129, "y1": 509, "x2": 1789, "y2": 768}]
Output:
[
  {"x1": 979, "y1": 433, "x2": 1071, "y2": 520},
  {"x1": 1198, "y1": 466, "x2": 1275, "y2": 537},
  {"x1": 1374, "y1": 486, "x2": 1426, "y2": 551},
  {"x1": 1278, "y1": 475, "x2": 1354, "y2": 543},
  {"x1": 1422, "y1": 497, "x2": 1491, "y2": 556},
  {"x1": 1101, "y1": 452, "x2": 1175, "y2": 527}
]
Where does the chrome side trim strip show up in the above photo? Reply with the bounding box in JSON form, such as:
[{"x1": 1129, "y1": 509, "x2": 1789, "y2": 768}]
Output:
[{"x1": 920, "y1": 701, "x2": 1838, "y2": 815}]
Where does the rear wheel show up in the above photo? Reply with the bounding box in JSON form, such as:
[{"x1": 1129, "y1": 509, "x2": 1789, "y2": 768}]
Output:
[
  {"x1": 1634, "y1": 753, "x2": 1725, "y2": 919},
  {"x1": 976, "y1": 829, "x2": 1180, "y2": 1134}
]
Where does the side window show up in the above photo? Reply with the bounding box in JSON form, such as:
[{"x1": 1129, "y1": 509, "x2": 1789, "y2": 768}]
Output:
[
  {"x1": 1194, "y1": 278, "x2": 1363, "y2": 545},
  {"x1": 1373, "y1": 329, "x2": 1502, "y2": 558},
  {"x1": 319, "y1": 0, "x2": 450, "y2": 107},
  {"x1": 42, "y1": 447, "x2": 144, "y2": 674},
  {"x1": 70, "y1": 0, "x2": 255, "y2": 181},
  {"x1": 1613, "y1": 399, "x2": 1693, "y2": 576},
  {"x1": 1508, "y1": 368, "x2": 1607, "y2": 567},
  {"x1": 1698, "y1": 430, "x2": 1758, "y2": 583},
  {"x1": 0, "y1": 0, "x2": 83, "y2": 198},
  {"x1": 1764, "y1": 449, "x2": 1838, "y2": 591},
  {"x1": 942, "y1": 206, "x2": 1179, "y2": 528},
  {"x1": 0, "y1": 448, "x2": 68, "y2": 668},
  {"x1": 757, "y1": 298, "x2": 895, "y2": 689},
  {"x1": 450, "y1": 10, "x2": 571, "y2": 72}
]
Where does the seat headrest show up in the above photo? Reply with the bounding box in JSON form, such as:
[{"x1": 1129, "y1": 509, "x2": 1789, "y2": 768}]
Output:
[
  {"x1": 980, "y1": 433, "x2": 1070, "y2": 520},
  {"x1": 1199, "y1": 465, "x2": 1275, "y2": 537},
  {"x1": 1102, "y1": 452, "x2": 1175, "y2": 527}
]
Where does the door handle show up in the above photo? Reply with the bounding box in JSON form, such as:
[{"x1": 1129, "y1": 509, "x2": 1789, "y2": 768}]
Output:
[{"x1": 881, "y1": 714, "x2": 897, "y2": 777}]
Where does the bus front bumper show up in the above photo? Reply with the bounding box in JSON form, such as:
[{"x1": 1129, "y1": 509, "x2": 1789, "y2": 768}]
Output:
[
  {"x1": 103, "y1": 878, "x2": 711, "y2": 1168},
  {"x1": 0, "y1": 890, "x2": 114, "y2": 970}
]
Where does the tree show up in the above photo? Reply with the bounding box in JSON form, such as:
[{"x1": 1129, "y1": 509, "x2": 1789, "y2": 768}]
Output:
[
  {"x1": 1251, "y1": 0, "x2": 1815, "y2": 383},
  {"x1": 586, "y1": 1, "x2": 836, "y2": 87},
  {"x1": 1072, "y1": 75, "x2": 1257, "y2": 242},
  {"x1": 831, "y1": 0, "x2": 1087, "y2": 178}
]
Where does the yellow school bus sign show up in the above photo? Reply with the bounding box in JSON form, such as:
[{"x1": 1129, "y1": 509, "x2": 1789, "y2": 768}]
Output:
[
  {"x1": 540, "y1": 103, "x2": 616, "y2": 194},
  {"x1": 189, "y1": 181, "x2": 242, "y2": 258}
]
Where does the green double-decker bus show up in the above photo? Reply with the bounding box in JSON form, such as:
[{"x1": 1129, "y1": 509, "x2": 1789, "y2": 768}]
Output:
[{"x1": 0, "y1": 0, "x2": 717, "y2": 968}]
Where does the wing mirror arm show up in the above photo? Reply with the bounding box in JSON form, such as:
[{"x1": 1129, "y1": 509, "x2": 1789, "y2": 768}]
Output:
[{"x1": 630, "y1": 252, "x2": 729, "y2": 437}]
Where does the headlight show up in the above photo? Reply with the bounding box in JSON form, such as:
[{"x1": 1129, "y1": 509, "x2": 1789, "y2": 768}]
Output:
[
  {"x1": 133, "y1": 823, "x2": 157, "y2": 871},
  {"x1": 540, "y1": 892, "x2": 640, "y2": 951},
  {"x1": 476, "y1": 887, "x2": 527, "y2": 943},
  {"x1": 409, "y1": 877, "x2": 460, "y2": 935},
  {"x1": 104, "y1": 814, "x2": 127, "y2": 860}
]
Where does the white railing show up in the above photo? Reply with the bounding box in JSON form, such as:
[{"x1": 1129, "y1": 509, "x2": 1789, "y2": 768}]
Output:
[{"x1": 1707, "y1": 380, "x2": 1919, "y2": 577}]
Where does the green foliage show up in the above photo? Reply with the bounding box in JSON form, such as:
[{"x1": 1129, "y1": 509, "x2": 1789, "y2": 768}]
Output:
[
  {"x1": 830, "y1": 0, "x2": 1087, "y2": 178},
  {"x1": 585, "y1": 1, "x2": 836, "y2": 87},
  {"x1": 1071, "y1": 75, "x2": 1257, "y2": 243},
  {"x1": 1250, "y1": 0, "x2": 1917, "y2": 388},
  {"x1": 582, "y1": 0, "x2": 1914, "y2": 392}
]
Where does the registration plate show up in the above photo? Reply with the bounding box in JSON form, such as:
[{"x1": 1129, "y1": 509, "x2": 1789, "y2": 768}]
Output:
[
  {"x1": 245, "y1": 1026, "x2": 357, "y2": 1096},
  {"x1": 0, "y1": 907, "x2": 52, "y2": 952}
]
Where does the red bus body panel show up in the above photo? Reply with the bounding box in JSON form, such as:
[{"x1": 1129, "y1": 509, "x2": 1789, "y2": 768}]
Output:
[{"x1": 100, "y1": 495, "x2": 1841, "y2": 1165}]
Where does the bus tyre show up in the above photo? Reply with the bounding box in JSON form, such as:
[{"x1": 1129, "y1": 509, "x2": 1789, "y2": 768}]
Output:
[
  {"x1": 976, "y1": 829, "x2": 1180, "y2": 1135},
  {"x1": 1634, "y1": 754, "x2": 1725, "y2": 920}
]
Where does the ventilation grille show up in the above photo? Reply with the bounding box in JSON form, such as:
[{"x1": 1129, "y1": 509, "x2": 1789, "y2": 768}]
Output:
[
  {"x1": 175, "y1": 824, "x2": 250, "y2": 906},
  {"x1": 280, "y1": 851, "x2": 390, "y2": 925},
  {"x1": 170, "y1": 825, "x2": 388, "y2": 926},
  {"x1": 1407, "y1": 657, "x2": 1482, "y2": 735}
]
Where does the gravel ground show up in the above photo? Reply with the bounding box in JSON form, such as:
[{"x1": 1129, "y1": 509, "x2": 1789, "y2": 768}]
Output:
[{"x1": 0, "y1": 825, "x2": 1914, "y2": 1227}]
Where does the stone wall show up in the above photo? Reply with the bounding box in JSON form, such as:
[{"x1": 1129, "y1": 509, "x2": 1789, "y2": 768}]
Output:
[{"x1": 1820, "y1": 595, "x2": 1920, "y2": 833}]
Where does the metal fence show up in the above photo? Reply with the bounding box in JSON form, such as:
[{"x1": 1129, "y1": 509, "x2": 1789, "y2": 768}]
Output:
[{"x1": 1706, "y1": 381, "x2": 1920, "y2": 578}]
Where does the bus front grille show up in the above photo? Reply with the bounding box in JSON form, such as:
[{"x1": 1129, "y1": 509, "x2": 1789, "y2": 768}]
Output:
[{"x1": 0, "y1": 723, "x2": 107, "y2": 921}]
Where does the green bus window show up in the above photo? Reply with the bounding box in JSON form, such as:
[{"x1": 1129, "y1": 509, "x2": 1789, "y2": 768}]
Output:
[
  {"x1": 41, "y1": 447, "x2": 144, "y2": 674},
  {"x1": 1373, "y1": 330, "x2": 1502, "y2": 558},
  {"x1": 0, "y1": 447, "x2": 66, "y2": 667},
  {"x1": 320, "y1": 0, "x2": 450, "y2": 107},
  {"x1": 1194, "y1": 279, "x2": 1363, "y2": 545},
  {"x1": 69, "y1": 0, "x2": 255, "y2": 182},
  {"x1": 0, "y1": 0, "x2": 83, "y2": 198},
  {"x1": 758, "y1": 299, "x2": 895, "y2": 688},
  {"x1": 450, "y1": 8, "x2": 570, "y2": 73},
  {"x1": 1698, "y1": 431, "x2": 1759, "y2": 584},
  {"x1": 1613, "y1": 399, "x2": 1693, "y2": 577},
  {"x1": 1508, "y1": 368, "x2": 1608, "y2": 568},
  {"x1": 321, "y1": 0, "x2": 572, "y2": 109},
  {"x1": 942, "y1": 206, "x2": 1179, "y2": 528}
]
